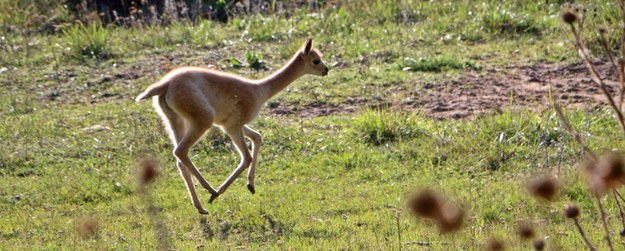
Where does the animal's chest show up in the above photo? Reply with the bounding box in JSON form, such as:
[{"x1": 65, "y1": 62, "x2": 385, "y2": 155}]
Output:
[{"x1": 212, "y1": 92, "x2": 262, "y2": 127}]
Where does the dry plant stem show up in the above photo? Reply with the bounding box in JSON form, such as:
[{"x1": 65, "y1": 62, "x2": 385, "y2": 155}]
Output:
[
  {"x1": 619, "y1": 0, "x2": 625, "y2": 107},
  {"x1": 613, "y1": 190, "x2": 625, "y2": 233},
  {"x1": 598, "y1": 33, "x2": 618, "y2": 70},
  {"x1": 620, "y1": 62, "x2": 625, "y2": 109},
  {"x1": 569, "y1": 23, "x2": 625, "y2": 136},
  {"x1": 557, "y1": 145, "x2": 564, "y2": 177},
  {"x1": 396, "y1": 212, "x2": 402, "y2": 251},
  {"x1": 553, "y1": 101, "x2": 596, "y2": 160},
  {"x1": 620, "y1": 0, "x2": 625, "y2": 59},
  {"x1": 573, "y1": 217, "x2": 597, "y2": 251},
  {"x1": 578, "y1": 8, "x2": 587, "y2": 34},
  {"x1": 598, "y1": 28, "x2": 625, "y2": 110},
  {"x1": 616, "y1": 190, "x2": 625, "y2": 202},
  {"x1": 596, "y1": 196, "x2": 615, "y2": 251},
  {"x1": 139, "y1": 189, "x2": 172, "y2": 251}
]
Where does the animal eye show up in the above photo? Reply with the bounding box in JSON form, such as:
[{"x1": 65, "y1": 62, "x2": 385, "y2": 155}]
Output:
[{"x1": 313, "y1": 59, "x2": 321, "y2": 65}]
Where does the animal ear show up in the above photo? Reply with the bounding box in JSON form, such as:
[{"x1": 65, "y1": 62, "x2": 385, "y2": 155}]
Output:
[{"x1": 303, "y1": 38, "x2": 313, "y2": 55}]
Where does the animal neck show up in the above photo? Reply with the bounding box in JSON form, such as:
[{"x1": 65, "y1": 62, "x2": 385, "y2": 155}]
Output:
[{"x1": 257, "y1": 54, "x2": 306, "y2": 102}]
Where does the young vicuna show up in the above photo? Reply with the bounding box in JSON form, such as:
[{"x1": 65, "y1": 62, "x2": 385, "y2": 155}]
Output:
[{"x1": 135, "y1": 38, "x2": 329, "y2": 214}]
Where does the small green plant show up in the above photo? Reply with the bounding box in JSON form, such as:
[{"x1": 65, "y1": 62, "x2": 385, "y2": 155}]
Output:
[
  {"x1": 245, "y1": 51, "x2": 265, "y2": 70},
  {"x1": 228, "y1": 52, "x2": 265, "y2": 69},
  {"x1": 400, "y1": 56, "x2": 479, "y2": 72},
  {"x1": 229, "y1": 57, "x2": 243, "y2": 68},
  {"x1": 62, "y1": 22, "x2": 111, "y2": 62}
]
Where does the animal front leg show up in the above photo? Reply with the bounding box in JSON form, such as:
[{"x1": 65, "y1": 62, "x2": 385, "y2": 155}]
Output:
[
  {"x1": 211, "y1": 128, "x2": 252, "y2": 203},
  {"x1": 244, "y1": 126, "x2": 263, "y2": 194}
]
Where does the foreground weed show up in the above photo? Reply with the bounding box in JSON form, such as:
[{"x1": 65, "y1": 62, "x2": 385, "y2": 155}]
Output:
[
  {"x1": 542, "y1": 3, "x2": 625, "y2": 250},
  {"x1": 406, "y1": 189, "x2": 464, "y2": 234},
  {"x1": 564, "y1": 204, "x2": 597, "y2": 250}
]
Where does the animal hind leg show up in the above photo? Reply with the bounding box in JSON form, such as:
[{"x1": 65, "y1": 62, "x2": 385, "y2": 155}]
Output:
[
  {"x1": 174, "y1": 120, "x2": 219, "y2": 196},
  {"x1": 167, "y1": 90, "x2": 220, "y2": 196},
  {"x1": 157, "y1": 96, "x2": 208, "y2": 214}
]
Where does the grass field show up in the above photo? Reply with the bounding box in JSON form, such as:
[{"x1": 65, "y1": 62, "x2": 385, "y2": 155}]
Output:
[{"x1": 2, "y1": 0, "x2": 625, "y2": 250}]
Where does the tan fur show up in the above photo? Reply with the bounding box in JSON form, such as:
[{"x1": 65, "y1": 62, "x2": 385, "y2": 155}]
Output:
[{"x1": 136, "y1": 38, "x2": 329, "y2": 214}]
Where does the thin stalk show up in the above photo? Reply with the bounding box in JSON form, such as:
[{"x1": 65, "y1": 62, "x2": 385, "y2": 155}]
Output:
[
  {"x1": 552, "y1": 100, "x2": 596, "y2": 160},
  {"x1": 616, "y1": 190, "x2": 625, "y2": 202},
  {"x1": 619, "y1": 0, "x2": 625, "y2": 60},
  {"x1": 557, "y1": 144, "x2": 564, "y2": 177},
  {"x1": 573, "y1": 218, "x2": 597, "y2": 251},
  {"x1": 396, "y1": 212, "x2": 402, "y2": 251},
  {"x1": 569, "y1": 23, "x2": 625, "y2": 137},
  {"x1": 597, "y1": 27, "x2": 625, "y2": 111},
  {"x1": 614, "y1": 191, "x2": 625, "y2": 229},
  {"x1": 618, "y1": 0, "x2": 625, "y2": 107},
  {"x1": 596, "y1": 196, "x2": 614, "y2": 251}
]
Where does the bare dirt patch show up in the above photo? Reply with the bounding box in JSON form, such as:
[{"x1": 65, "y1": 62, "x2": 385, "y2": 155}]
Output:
[
  {"x1": 267, "y1": 60, "x2": 620, "y2": 119},
  {"x1": 11, "y1": 51, "x2": 617, "y2": 120}
]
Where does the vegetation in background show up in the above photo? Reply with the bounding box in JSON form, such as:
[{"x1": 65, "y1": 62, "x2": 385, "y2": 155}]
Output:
[
  {"x1": 351, "y1": 109, "x2": 426, "y2": 145},
  {"x1": 62, "y1": 22, "x2": 111, "y2": 62}
]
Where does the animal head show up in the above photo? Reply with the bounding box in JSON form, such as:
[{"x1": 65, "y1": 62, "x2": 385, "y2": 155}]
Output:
[{"x1": 299, "y1": 38, "x2": 329, "y2": 76}]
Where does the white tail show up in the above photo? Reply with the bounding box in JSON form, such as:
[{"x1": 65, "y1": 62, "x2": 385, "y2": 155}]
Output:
[{"x1": 135, "y1": 38, "x2": 329, "y2": 214}]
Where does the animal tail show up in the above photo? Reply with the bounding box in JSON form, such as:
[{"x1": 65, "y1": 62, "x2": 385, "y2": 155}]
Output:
[{"x1": 135, "y1": 80, "x2": 170, "y2": 102}]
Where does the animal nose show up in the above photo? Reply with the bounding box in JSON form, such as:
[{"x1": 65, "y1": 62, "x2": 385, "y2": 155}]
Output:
[{"x1": 324, "y1": 67, "x2": 329, "y2": 75}]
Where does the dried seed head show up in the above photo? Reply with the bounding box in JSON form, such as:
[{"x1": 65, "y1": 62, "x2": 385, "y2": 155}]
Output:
[
  {"x1": 486, "y1": 238, "x2": 505, "y2": 251},
  {"x1": 533, "y1": 238, "x2": 546, "y2": 251},
  {"x1": 564, "y1": 204, "x2": 580, "y2": 219},
  {"x1": 407, "y1": 189, "x2": 464, "y2": 234},
  {"x1": 527, "y1": 175, "x2": 559, "y2": 201},
  {"x1": 585, "y1": 152, "x2": 625, "y2": 195},
  {"x1": 137, "y1": 158, "x2": 160, "y2": 186},
  {"x1": 562, "y1": 9, "x2": 579, "y2": 24},
  {"x1": 438, "y1": 202, "x2": 464, "y2": 233},
  {"x1": 599, "y1": 153, "x2": 625, "y2": 188},
  {"x1": 76, "y1": 217, "x2": 99, "y2": 239},
  {"x1": 517, "y1": 222, "x2": 535, "y2": 240},
  {"x1": 407, "y1": 189, "x2": 442, "y2": 219}
]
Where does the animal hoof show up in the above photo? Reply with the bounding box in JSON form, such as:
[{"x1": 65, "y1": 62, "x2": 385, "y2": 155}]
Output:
[
  {"x1": 198, "y1": 208, "x2": 208, "y2": 215},
  {"x1": 209, "y1": 194, "x2": 219, "y2": 203},
  {"x1": 247, "y1": 184, "x2": 256, "y2": 194}
]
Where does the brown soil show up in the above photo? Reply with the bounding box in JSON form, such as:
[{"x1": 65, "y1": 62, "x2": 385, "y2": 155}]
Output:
[
  {"x1": 267, "y1": 60, "x2": 621, "y2": 119},
  {"x1": 16, "y1": 51, "x2": 620, "y2": 120}
]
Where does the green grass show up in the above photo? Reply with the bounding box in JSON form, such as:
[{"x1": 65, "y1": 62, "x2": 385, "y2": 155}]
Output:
[
  {"x1": 2, "y1": 0, "x2": 625, "y2": 249},
  {"x1": 1, "y1": 104, "x2": 623, "y2": 250},
  {"x1": 351, "y1": 109, "x2": 428, "y2": 145},
  {"x1": 62, "y1": 22, "x2": 111, "y2": 62}
]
